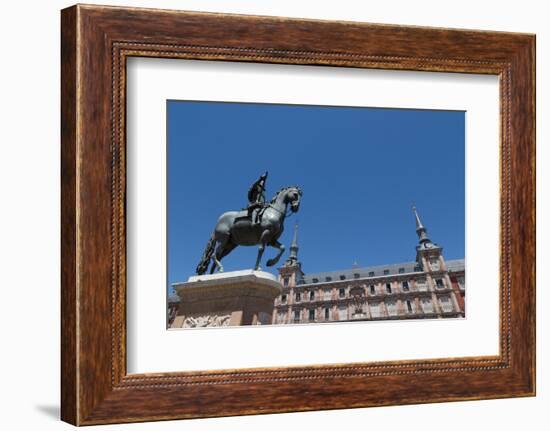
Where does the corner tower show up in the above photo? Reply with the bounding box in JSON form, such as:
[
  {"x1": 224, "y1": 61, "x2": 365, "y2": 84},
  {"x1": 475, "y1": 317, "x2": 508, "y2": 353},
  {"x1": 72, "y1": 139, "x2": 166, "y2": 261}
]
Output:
[
  {"x1": 278, "y1": 221, "x2": 304, "y2": 288},
  {"x1": 413, "y1": 205, "x2": 444, "y2": 272}
]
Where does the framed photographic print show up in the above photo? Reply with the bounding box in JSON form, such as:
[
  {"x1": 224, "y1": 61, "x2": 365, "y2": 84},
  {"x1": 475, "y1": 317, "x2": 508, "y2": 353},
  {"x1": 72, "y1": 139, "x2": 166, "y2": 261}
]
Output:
[{"x1": 61, "y1": 4, "x2": 535, "y2": 425}]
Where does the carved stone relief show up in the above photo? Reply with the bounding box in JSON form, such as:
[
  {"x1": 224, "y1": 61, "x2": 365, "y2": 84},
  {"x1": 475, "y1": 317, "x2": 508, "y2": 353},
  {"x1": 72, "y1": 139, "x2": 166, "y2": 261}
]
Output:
[{"x1": 182, "y1": 313, "x2": 232, "y2": 328}]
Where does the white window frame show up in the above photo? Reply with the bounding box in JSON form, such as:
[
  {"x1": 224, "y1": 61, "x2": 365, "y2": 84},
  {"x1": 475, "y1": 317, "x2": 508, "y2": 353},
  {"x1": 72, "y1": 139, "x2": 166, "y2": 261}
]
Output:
[
  {"x1": 338, "y1": 306, "x2": 348, "y2": 321},
  {"x1": 421, "y1": 297, "x2": 434, "y2": 314},
  {"x1": 439, "y1": 295, "x2": 454, "y2": 313}
]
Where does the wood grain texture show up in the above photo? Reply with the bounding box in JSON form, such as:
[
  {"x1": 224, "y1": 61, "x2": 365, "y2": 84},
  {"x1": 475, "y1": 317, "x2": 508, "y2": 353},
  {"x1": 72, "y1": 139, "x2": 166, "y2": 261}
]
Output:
[
  {"x1": 60, "y1": 4, "x2": 535, "y2": 425},
  {"x1": 60, "y1": 5, "x2": 78, "y2": 425}
]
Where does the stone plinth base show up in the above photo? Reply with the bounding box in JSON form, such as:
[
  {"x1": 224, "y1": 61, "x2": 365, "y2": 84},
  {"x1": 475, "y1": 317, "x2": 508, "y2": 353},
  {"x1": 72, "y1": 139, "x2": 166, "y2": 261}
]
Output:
[{"x1": 170, "y1": 270, "x2": 282, "y2": 328}]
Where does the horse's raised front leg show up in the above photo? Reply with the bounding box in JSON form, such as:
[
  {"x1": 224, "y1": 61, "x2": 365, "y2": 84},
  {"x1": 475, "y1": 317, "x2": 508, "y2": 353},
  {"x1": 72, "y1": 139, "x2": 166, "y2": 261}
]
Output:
[{"x1": 266, "y1": 240, "x2": 285, "y2": 267}]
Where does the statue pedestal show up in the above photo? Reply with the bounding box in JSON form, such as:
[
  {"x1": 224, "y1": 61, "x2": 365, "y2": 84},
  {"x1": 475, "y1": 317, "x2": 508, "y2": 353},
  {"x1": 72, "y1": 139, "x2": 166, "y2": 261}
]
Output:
[{"x1": 170, "y1": 270, "x2": 282, "y2": 328}]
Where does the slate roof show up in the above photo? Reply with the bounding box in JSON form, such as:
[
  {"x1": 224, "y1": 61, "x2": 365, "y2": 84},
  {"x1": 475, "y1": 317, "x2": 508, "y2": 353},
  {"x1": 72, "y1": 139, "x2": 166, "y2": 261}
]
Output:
[
  {"x1": 299, "y1": 258, "x2": 465, "y2": 285},
  {"x1": 300, "y1": 261, "x2": 421, "y2": 285},
  {"x1": 168, "y1": 293, "x2": 180, "y2": 304},
  {"x1": 445, "y1": 259, "x2": 465, "y2": 272}
]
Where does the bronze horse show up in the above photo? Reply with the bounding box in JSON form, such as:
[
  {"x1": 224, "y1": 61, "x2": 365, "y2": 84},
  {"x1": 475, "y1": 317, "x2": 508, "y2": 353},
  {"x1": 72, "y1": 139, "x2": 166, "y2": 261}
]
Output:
[{"x1": 196, "y1": 186, "x2": 302, "y2": 274}]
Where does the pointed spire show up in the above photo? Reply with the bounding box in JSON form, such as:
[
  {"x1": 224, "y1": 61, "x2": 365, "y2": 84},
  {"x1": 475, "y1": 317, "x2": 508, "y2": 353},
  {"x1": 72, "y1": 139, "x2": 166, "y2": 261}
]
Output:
[
  {"x1": 291, "y1": 221, "x2": 299, "y2": 250},
  {"x1": 285, "y1": 221, "x2": 300, "y2": 266},
  {"x1": 413, "y1": 204, "x2": 424, "y2": 230},
  {"x1": 412, "y1": 204, "x2": 433, "y2": 247}
]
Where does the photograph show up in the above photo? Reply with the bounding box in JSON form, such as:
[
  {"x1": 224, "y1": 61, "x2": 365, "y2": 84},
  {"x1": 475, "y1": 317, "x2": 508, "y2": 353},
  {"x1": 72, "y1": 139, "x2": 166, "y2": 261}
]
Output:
[{"x1": 166, "y1": 101, "x2": 466, "y2": 328}]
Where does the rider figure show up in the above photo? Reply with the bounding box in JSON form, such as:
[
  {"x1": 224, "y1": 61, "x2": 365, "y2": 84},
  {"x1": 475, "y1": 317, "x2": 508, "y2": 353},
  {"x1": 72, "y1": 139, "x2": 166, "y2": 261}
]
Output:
[{"x1": 247, "y1": 171, "x2": 268, "y2": 224}]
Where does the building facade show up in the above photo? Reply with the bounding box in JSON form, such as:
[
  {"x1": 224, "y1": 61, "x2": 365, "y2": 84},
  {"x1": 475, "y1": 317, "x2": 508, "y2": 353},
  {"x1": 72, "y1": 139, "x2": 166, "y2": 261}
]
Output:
[{"x1": 273, "y1": 207, "x2": 465, "y2": 325}]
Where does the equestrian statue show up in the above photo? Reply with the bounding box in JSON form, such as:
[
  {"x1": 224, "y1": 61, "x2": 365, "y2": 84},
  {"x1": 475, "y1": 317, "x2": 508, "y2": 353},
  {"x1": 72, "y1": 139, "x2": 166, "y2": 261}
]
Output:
[{"x1": 196, "y1": 172, "x2": 303, "y2": 275}]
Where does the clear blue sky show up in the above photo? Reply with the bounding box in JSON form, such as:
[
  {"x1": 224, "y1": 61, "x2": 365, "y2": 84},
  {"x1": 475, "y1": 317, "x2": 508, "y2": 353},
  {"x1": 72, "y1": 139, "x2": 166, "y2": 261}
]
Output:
[{"x1": 167, "y1": 100, "x2": 464, "y2": 290}]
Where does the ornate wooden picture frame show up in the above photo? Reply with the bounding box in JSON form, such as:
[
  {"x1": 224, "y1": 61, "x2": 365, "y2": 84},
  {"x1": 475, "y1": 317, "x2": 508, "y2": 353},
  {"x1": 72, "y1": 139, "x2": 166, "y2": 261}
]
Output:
[{"x1": 61, "y1": 4, "x2": 535, "y2": 425}]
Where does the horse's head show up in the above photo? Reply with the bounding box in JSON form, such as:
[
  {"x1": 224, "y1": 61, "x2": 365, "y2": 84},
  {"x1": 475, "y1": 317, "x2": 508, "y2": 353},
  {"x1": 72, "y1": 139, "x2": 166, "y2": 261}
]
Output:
[{"x1": 284, "y1": 186, "x2": 303, "y2": 213}]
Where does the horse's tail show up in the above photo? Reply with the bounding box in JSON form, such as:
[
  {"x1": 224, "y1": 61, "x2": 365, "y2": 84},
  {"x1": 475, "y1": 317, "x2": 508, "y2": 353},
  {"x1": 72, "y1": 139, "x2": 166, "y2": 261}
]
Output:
[{"x1": 196, "y1": 233, "x2": 216, "y2": 275}]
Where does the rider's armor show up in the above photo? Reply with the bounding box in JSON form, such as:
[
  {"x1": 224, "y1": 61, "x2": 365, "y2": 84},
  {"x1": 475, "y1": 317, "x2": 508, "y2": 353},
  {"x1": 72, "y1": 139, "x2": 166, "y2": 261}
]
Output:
[{"x1": 247, "y1": 171, "x2": 268, "y2": 224}]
